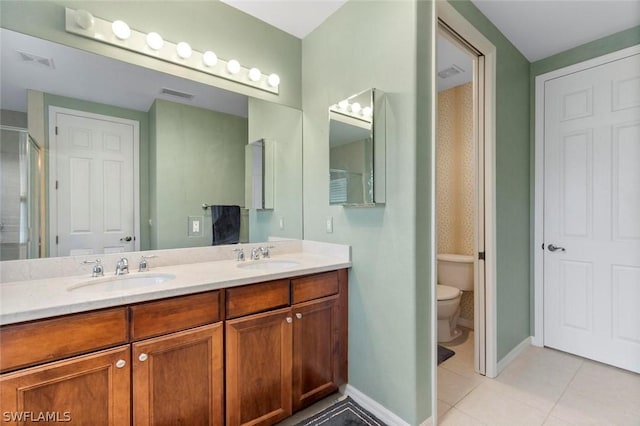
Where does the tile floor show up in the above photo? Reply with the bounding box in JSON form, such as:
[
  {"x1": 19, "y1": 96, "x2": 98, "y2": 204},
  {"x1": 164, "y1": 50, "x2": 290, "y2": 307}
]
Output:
[{"x1": 438, "y1": 328, "x2": 640, "y2": 425}]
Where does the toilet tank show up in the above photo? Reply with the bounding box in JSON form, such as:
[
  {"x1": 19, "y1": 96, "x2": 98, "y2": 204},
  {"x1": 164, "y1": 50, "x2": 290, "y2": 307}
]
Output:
[{"x1": 437, "y1": 254, "x2": 474, "y2": 291}]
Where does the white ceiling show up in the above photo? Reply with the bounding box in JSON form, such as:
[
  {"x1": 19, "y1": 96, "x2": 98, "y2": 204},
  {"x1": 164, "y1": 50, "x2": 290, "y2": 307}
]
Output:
[
  {"x1": 470, "y1": 0, "x2": 640, "y2": 62},
  {"x1": 220, "y1": 0, "x2": 347, "y2": 39}
]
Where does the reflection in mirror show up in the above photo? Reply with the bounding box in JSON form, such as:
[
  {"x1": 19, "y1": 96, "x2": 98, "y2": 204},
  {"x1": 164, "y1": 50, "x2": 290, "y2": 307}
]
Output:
[
  {"x1": 329, "y1": 88, "x2": 385, "y2": 206},
  {"x1": 0, "y1": 28, "x2": 303, "y2": 260},
  {"x1": 245, "y1": 139, "x2": 274, "y2": 210}
]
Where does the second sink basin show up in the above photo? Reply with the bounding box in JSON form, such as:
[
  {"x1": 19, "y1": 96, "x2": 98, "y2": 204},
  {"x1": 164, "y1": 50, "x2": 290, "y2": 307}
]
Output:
[
  {"x1": 68, "y1": 273, "x2": 176, "y2": 293},
  {"x1": 237, "y1": 259, "x2": 300, "y2": 271}
]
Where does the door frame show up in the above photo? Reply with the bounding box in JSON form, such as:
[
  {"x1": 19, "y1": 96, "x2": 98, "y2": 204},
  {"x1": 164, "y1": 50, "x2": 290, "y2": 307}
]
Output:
[
  {"x1": 533, "y1": 44, "x2": 640, "y2": 346},
  {"x1": 433, "y1": 0, "x2": 498, "y2": 395},
  {"x1": 48, "y1": 106, "x2": 140, "y2": 256}
]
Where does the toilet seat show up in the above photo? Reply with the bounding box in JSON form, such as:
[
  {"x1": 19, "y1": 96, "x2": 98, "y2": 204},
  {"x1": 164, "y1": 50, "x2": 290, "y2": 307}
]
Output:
[{"x1": 437, "y1": 284, "x2": 460, "y2": 301}]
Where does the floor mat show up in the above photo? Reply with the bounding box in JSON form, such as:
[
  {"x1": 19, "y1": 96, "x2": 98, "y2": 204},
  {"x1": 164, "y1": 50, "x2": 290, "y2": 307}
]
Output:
[
  {"x1": 438, "y1": 345, "x2": 455, "y2": 365},
  {"x1": 295, "y1": 396, "x2": 386, "y2": 426}
]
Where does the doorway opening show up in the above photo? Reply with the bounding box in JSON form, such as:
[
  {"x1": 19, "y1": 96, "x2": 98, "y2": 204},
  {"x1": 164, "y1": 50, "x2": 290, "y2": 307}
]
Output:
[{"x1": 433, "y1": 1, "x2": 498, "y2": 422}]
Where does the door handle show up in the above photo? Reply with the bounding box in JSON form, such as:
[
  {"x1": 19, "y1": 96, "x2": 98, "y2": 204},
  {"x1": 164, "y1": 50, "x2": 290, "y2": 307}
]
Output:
[
  {"x1": 120, "y1": 236, "x2": 133, "y2": 242},
  {"x1": 547, "y1": 244, "x2": 565, "y2": 252}
]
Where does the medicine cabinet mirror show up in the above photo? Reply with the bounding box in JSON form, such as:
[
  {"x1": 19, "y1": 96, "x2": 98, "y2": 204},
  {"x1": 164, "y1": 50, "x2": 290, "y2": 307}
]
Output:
[
  {"x1": 329, "y1": 88, "x2": 385, "y2": 206},
  {"x1": 245, "y1": 138, "x2": 274, "y2": 210}
]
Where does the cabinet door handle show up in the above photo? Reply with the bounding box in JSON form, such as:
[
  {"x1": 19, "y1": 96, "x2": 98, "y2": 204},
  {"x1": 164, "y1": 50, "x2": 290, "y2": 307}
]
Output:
[
  {"x1": 295, "y1": 313, "x2": 302, "y2": 319},
  {"x1": 286, "y1": 317, "x2": 292, "y2": 324},
  {"x1": 138, "y1": 353, "x2": 148, "y2": 362},
  {"x1": 115, "y1": 359, "x2": 126, "y2": 368}
]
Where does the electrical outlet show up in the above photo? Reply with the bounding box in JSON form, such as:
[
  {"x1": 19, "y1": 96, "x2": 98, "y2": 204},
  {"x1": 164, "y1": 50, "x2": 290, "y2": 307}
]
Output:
[{"x1": 279, "y1": 216, "x2": 285, "y2": 230}]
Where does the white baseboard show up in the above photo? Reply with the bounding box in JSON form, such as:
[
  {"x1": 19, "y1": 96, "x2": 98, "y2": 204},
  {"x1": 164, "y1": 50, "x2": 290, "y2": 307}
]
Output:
[
  {"x1": 343, "y1": 384, "x2": 410, "y2": 426},
  {"x1": 457, "y1": 318, "x2": 474, "y2": 329},
  {"x1": 496, "y1": 336, "x2": 532, "y2": 375}
]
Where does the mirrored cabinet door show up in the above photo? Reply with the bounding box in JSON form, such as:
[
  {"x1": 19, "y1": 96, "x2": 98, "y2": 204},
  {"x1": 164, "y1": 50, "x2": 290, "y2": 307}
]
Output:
[{"x1": 328, "y1": 88, "x2": 385, "y2": 206}]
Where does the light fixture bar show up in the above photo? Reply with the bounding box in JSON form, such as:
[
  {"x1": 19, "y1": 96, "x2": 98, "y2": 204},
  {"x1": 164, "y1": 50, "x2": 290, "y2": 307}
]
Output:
[{"x1": 64, "y1": 8, "x2": 279, "y2": 95}]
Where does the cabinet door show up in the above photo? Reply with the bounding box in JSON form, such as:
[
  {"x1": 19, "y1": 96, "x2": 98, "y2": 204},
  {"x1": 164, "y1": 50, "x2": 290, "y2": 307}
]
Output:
[
  {"x1": 226, "y1": 307, "x2": 292, "y2": 426},
  {"x1": 0, "y1": 346, "x2": 130, "y2": 425},
  {"x1": 132, "y1": 323, "x2": 224, "y2": 426},
  {"x1": 292, "y1": 296, "x2": 340, "y2": 411}
]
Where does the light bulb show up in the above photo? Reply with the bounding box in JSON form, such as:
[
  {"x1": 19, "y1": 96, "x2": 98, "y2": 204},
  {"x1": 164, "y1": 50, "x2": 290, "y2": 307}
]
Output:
[
  {"x1": 74, "y1": 10, "x2": 95, "y2": 30},
  {"x1": 176, "y1": 42, "x2": 192, "y2": 59},
  {"x1": 112, "y1": 20, "x2": 131, "y2": 40},
  {"x1": 351, "y1": 102, "x2": 361, "y2": 114},
  {"x1": 338, "y1": 100, "x2": 349, "y2": 110},
  {"x1": 227, "y1": 59, "x2": 241, "y2": 74},
  {"x1": 362, "y1": 106, "x2": 373, "y2": 117},
  {"x1": 146, "y1": 32, "x2": 164, "y2": 50},
  {"x1": 248, "y1": 68, "x2": 261, "y2": 82},
  {"x1": 202, "y1": 51, "x2": 218, "y2": 67},
  {"x1": 267, "y1": 73, "x2": 280, "y2": 87}
]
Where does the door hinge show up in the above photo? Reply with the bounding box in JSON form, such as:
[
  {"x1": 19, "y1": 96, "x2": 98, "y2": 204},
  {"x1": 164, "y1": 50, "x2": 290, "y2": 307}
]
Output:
[
  {"x1": 55, "y1": 235, "x2": 59, "y2": 245},
  {"x1": 478, "y1": 251, "x2": 485, "y2": 260},
  {"x1": 55, "y1": 180, "x2": 59, "y2": 190},
  {"x1": 55, "y1": 126, "x2": 58, "y2": 135}
]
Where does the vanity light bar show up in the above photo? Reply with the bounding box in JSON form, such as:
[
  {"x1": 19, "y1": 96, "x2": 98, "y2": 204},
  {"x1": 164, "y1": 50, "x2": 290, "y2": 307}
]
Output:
[
  {"x1": 64, "y1": 8, "x2": 280, "y2": 95},
  {"x1": 329, "y1": 101, "x2": 372, "y2": 123}
]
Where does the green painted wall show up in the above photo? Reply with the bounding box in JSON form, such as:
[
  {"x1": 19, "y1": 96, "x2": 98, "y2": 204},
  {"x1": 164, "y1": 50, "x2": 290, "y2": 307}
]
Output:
[
  {"x1": 529, "y1": 26, "x2": 640, "y2": 332},
  {"x1": 0, "y1": 0, "x2": 302, "y2": 109},
  {"x1": 42, "y1": 93, "x2": 151, "y2": 250},
  {"x1": 247, "y1": 98, "x2": 303, "y2": 242},
  {"x1": 447, "y1": 0, "x2": 532, "y2": 361},
  {"x1": 303, "y1": 1, "x2": 432, "y2": 423},
  {"x1": 150, "y1": 99, "x2": 247, "y2": 249}
]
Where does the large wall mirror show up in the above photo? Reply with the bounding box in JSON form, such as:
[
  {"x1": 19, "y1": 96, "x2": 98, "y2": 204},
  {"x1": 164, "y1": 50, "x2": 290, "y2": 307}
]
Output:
[
  {"x1": 0, "y1": 28, "x2": 303, "y2": 261},
  {"x1": 329, "y1": 88, "x2": 386, "y2": 206}
]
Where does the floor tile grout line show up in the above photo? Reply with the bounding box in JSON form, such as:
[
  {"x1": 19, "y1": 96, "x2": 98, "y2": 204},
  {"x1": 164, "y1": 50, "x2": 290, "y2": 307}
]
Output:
[{"x1": 539, "y1": 357, "x2": 585, "y2": 425}]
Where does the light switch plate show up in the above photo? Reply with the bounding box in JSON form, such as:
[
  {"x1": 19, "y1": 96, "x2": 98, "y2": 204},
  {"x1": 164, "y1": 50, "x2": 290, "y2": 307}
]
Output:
[
  {"x1": 326, "y1": 216, "x2": 333, "y2": 233},
  {"x1": 188, "y1": 216, "x2": 203, "y2": 237}
]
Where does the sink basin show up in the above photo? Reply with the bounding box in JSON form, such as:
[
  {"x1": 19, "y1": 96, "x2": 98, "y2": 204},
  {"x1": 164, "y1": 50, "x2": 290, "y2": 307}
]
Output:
[
  {"x1": 237, "y1": 259, "x2": 300, "y2": 271},
  {"x1": 68, "y1": 273, "x2": 176, "y2": 292}
]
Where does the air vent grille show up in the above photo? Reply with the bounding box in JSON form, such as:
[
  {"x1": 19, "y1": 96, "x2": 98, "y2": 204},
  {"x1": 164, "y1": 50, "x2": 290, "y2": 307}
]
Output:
[
  {"x1": 160, "y1": 88, "x2": 194, "y2": 100},
  {"x1": 438, "y1": 64, "x2": 464, "y2": 79},
  {"x1": 16, "y1": 51, "x2": 55, "y2": 69}
]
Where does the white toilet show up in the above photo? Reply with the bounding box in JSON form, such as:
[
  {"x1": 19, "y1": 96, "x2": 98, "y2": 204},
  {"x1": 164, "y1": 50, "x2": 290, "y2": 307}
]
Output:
[{"x1": 437, "y1": 253, "x2": 474, "y2": 343}]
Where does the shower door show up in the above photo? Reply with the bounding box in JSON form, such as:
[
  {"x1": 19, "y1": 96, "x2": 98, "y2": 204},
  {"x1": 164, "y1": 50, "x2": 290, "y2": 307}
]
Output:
[{"x1": 0, "y1": 126, "x2": 42, "y2": 260}]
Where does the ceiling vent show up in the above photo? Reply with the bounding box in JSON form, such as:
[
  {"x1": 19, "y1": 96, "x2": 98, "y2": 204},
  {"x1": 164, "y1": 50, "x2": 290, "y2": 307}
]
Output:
[
  {"x1": 16, "y1": 50, "x2": 55, "y2": 69},
  {"x1": 438, "y1": 64, "x2": 464, "y2": 79},
  {"x1": 160, "y1": 88, "x2": 195, "y2": 100}
]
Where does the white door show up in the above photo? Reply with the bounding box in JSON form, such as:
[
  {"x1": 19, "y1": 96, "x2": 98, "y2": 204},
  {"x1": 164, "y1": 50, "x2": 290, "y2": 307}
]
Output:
[
  {"x1": 51, "y1": 108, "x2": 139, "y2": 256},
  {"x1": 543, "y1": 52, "x2": 640, "y2": 373}
]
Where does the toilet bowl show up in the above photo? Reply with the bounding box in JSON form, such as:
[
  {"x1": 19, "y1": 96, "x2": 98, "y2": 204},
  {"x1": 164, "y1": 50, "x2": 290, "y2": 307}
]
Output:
[{"x1": 437, "y1": 254, "x2": 474, "y2": 343}]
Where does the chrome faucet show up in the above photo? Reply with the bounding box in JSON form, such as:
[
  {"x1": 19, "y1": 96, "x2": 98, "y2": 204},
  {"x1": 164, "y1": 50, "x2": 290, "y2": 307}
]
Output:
[
  {"x1": 138, "y1": 255, "x2": 157, "y2": 272},
  {"x1": 82, "y1": 259, "x2": 104, "y2": 277},
  {"x1": 260, "y1": 246, "x2": 275, "y2": 259},
  {"x1": 115, "y1": 257, "x2": 129, "y2": 275},
  {"x1": 250, "y1": 247, "x2": 261, "y2": 261},
  {"x1": 233, "y1": 248, "x2": 245, "y2": 262}
]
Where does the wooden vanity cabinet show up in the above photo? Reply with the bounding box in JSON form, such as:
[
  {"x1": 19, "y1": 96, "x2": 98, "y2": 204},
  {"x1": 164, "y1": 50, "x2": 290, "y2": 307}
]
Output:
[
  {"x1": 132, "y1": 323, "x2": 224, "y2": 426},
  {"x1": 0, "y1": 346, "x2": 131, "y2": 426},
  {"x1": 225, "y1": 269, "x2": 348, "y2": 426}
]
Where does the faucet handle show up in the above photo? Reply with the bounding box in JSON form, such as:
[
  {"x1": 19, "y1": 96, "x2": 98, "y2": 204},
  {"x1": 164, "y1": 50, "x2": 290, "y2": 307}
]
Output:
[
  {"x1": 260, "y1": 245, "x2": 275, "y2": 258},
  {"x1": 233, "y1": 248, "x2": 245, "y2": 262},
  {"x1": 82, "y1": 259, "x2": 104, "y2": 277},
  {"x1": 139, "y1": 255, "x2": 158, "y2": 272}
]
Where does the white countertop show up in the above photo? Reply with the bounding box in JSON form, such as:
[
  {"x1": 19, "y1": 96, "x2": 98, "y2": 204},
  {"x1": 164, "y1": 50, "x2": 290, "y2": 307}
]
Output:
[{"x1": 0, "y1": 251, "x2": 351, "y2": 325}]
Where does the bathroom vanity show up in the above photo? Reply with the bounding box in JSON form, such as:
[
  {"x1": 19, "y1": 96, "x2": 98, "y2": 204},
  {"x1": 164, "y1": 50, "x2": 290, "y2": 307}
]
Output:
[{"x1": 0, "y1": 242, "x2": 349, "y2": 426}]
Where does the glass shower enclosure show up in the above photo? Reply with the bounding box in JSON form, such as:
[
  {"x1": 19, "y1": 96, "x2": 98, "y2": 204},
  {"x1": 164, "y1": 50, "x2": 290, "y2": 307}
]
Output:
[{"x1": 0, "y1": 125, "x2": 42, "y2": 260}]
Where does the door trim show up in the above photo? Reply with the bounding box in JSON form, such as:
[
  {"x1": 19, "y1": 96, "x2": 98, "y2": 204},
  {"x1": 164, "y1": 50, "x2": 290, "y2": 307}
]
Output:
[
  {"x1": 48, "y1": 106, "x2": 140, "y2": 256},
  {"x1": 533, "y1": 44, "x2": 640, "y2": 346},
  {"x1": 434, "y1": 0, "x2": 498, "y2": 405}
]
